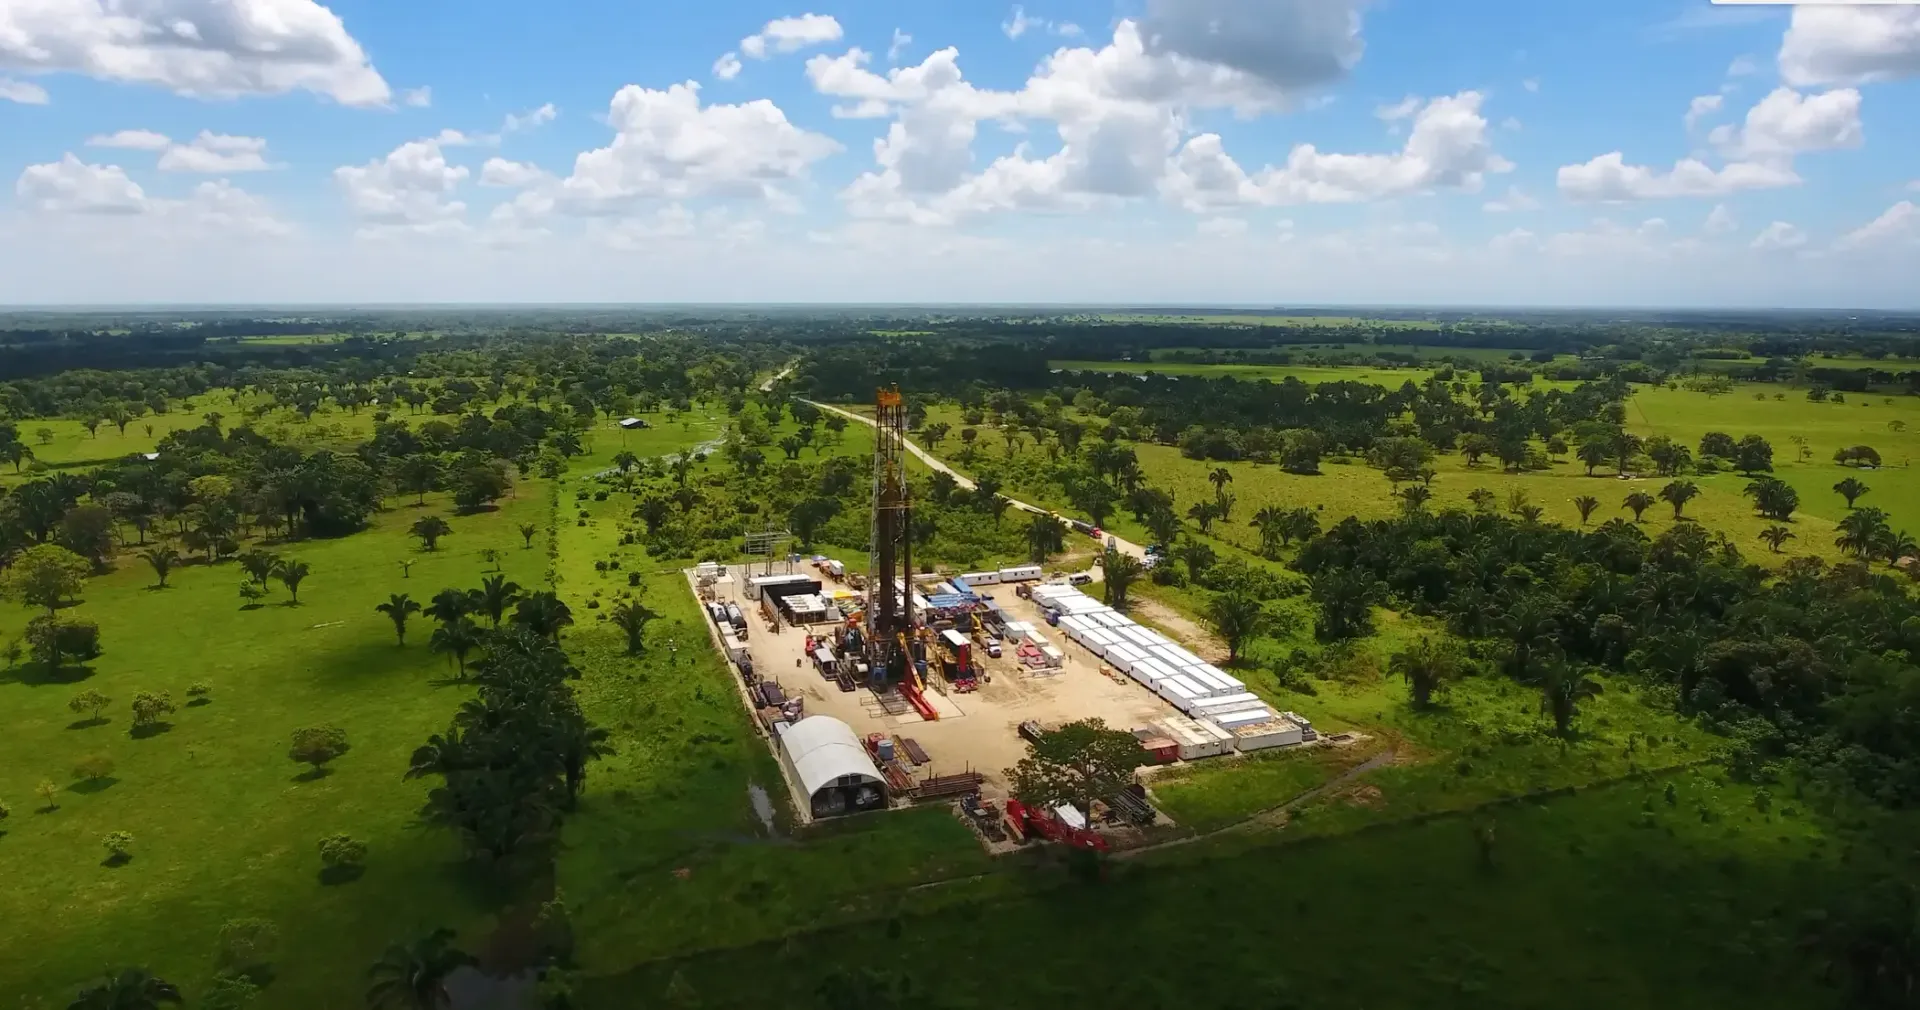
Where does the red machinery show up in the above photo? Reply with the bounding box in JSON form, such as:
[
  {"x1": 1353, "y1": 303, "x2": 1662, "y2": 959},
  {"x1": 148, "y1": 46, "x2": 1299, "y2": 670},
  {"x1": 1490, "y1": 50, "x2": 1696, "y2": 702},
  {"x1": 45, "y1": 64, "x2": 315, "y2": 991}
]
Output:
[{"x1": 1003, "y1": 799, "x2": 1110, "y2": 852}]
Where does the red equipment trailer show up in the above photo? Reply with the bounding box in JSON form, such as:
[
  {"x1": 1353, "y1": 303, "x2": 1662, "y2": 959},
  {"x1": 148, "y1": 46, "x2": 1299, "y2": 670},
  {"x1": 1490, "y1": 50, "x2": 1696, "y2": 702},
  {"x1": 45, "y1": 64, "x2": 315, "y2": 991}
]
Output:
[{"x1": 1003, "y1": 799, "x2": 1110, "y2": 852}]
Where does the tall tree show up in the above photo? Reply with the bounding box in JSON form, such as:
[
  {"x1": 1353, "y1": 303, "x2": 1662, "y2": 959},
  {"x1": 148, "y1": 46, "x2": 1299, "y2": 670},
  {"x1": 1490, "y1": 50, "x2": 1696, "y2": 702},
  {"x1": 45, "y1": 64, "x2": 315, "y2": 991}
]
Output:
[
  {"x1": 474, "y1": 575, "x2": 522, "y2": 628},
  {"x1": 1758, "y1": 525, "x2": 1796, "y2": 553},
  {"x1": 365, "y1": 928, "x2": 475, "y2": 1010},
  {"x1": 276, "y1": 559, "x2": 311, "y2": 604},
  {"x1": 1571, "y1": 495, "x2": 1600, "y2": 525},
  {"x1": 512, "y1": 591, "x2": 574, "y2": 642},
  {"x1": 139, "y1": 547, "x2": 180, "y2": 589},
  {"x1": 1834, "y1": 476, "x2": 1871, "y2": 509},
  {"x1": 1623, "y1": 490, "x2": 1655, "y2": 522},
  {"x1": 376, "y1": 593, "x2": 422, "y2": 646},
  {"x1": 1004, "y1": 719, "x2": 1142, "y2": 829},
  {"x1": 1025, "y1": 512, "x2": 1066, "y2": 563},
  {"x1": 1390, "y1": 636, "x2": 1465, "y2": 708},
  {"x1": 429, "y1": 617, "x2": 482, "y2": 677},
  {"x1": 1100, "y1": 547, "x2": 1144, "y2": 611},
  {"x1": 610, "y1": 600, "x2": 658, "y2": 655},
  {"x1": 1659, "y1": 480, "x2": 1700, "y2": 519},
  {"x1": 1206, "y1": 591, "x2": 1269, "y2": 663},
  {"x1": 409, "y1": 516, "x2": 453, "y2": 551},
  {"x1": 1537, "y1": 661, "x2": 1603, "y2": 737}
]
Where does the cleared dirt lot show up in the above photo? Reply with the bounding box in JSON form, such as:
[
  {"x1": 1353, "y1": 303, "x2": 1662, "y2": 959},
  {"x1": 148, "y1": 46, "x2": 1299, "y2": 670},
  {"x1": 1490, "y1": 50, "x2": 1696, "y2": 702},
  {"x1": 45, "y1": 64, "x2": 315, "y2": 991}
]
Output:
[{"x1": 699, "y1": 571, "x2": 1182, "y2": 800}]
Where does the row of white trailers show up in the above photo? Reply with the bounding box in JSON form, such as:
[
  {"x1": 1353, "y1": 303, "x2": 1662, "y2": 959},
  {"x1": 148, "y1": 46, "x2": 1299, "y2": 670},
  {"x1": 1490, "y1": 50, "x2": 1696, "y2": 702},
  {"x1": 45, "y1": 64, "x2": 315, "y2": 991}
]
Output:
[{"x1": 1032, "y1": 584, "x2": 1309, "y2": 754}]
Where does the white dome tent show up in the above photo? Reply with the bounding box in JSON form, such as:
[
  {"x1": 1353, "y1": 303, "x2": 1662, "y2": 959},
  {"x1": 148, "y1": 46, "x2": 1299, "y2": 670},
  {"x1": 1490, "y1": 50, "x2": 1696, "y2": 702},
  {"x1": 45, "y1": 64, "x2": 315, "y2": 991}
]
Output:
[{"x1": 775, "y1": 716, "x2": 887, "y2": 819}]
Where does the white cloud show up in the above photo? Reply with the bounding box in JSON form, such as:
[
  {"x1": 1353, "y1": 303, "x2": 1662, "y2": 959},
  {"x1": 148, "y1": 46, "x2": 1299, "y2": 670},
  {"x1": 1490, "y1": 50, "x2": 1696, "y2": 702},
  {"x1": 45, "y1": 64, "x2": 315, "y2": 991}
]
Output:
[
  {"x1": 1751, "y1": 221, "x2": 1807, "y2": 252},
  {"x1": 818, "y1": 17, "x2": 1398, "y2": 226},
  {"x1": 0, "y1": 0, "x2": 390, "y2": 106},
  {"x1": 1376, "y1": 95, "x2": 1421, "y2": 123},
  {"x1": 15, "y1": 155, "x2": 289, "y2": 236},
  {"x1": 401, "y1": 86, "x2": 432, "y2": 108},
  {"x1": 1168, "y1": 91, "x2": 1512, "y2": 211},
  {"x1": 1, "y1": 76, "x2": 48, "y2": 103},
  {"x1": 1522, "y1": 77, "x2": 1539, "y2": 93},
  {"x1": 1717, "y1": 87, "x2": 1862, "y2": 160},
  {"x1": 1004, "y1": 6, "x2": 1038, "y2": 40},
  {"x1": 1779, "y1": 7, "x2": 1920, "y2": 87},
  {"x1": 1727, "y1": 55, "x2": 1758, "y2": 78},
  {"x1": 1558, "y1": 152, "x2": 1797, "y2": 202},
  {"x1": 1560, "y1": 87, "x2": 1857, "y2": 202},
  {"x1": 554, "y1": 82, "x2": 839, "y2": 215},
  {"x1": 1139, "y1": 0, "x2": 1366, "y2": 92},
  {"x1": 1704, "y1": 203, "x2": 1738, "y2": 236},
  {"x1": 1196, "y1": 216, "x2": 1247, "y2": 238},
  {"x1": 158, "y1": 132, "x2": 273, "y2": 172},
  {"x1": 888, "y1": 28, "x2": 912, "y2": 64},
  {"x1": 17, "y1": 155, "x2": 146, "y2": 214},
  {"x1": 87, "y1": 129, "x2": 173, "y2": 151},
  {"x1": 1482, "y1": 185, "x2": 1538, "y2": 213},
  {"x1": 333, "y1": 136, "x2": 470, "y2": 236},
  {"x1": 1835, "y1": 201, "x2": 1919, "y2": 252},
  {"x1": 737, "y1": 13, "x2": 843, "y2": 61},
  {"x1": 503, "y1": 103, "x2": 557, "y2": 132},
  {"x1": 479, "y1": 158, "x2": 549, "y2": 189},
  {"x1": 713, "y1": 52, "x2": 742, "y2": 81},
  {"x1": 1684, "y1": 94, "x2": 1723, "y2": 133},
  {"x1": 86, "y1": 129, "x2": 276, "y2": 172}
]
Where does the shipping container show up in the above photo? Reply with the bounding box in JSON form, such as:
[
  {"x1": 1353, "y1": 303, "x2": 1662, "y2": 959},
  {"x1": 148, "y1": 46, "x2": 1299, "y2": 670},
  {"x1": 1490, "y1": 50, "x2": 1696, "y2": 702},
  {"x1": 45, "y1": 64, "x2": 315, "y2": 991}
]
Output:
[
  {"x1": 1212, "y1": 707, "x2": 1281, "y2": 728},
  {"x1": 1191, "y1": 691, "x2": 1266, "y2": 713}
]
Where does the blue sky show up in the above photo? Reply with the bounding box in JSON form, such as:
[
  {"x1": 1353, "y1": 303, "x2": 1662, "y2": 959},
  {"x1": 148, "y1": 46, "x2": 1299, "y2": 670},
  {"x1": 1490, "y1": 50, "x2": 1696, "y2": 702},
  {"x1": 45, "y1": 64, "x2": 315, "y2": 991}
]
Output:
[{"x1": 2, "y1": 0, "x2": 1917, "y2": 306}]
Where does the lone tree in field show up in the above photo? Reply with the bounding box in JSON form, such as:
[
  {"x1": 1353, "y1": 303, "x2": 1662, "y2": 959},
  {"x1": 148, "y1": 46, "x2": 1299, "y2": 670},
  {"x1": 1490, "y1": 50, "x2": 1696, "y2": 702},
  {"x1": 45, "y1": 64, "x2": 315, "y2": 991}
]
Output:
[
  {"x1": 610, "y1": 600, "x2": 659, "y2": 655},
  {"x1": 410, "y1": 516, "x2": 453, "y2": 551},
  {"x1": 1, "y1": 543, "x2": 91, "y2": 616},
  {"x1": 1206, "y1": 591, "x2": 1269, "y2": 663},
  {"x1": 1660, "y1": 480, "x2": 1700, "y2": 519},
  {"x1": 1099, "y1": 547, "x2": 1144, "y2": 611},
  {"x1": 1538, "y1": 661, "x2": 1603, "y2": 737},
  {"x1": 518, "y1": 522, "x2": 539, "y2": 548},
  {"x1": 1623, "y1": 490, "x2": 1655, "y2": 522},
  {"x1": 67, "y1": 967, "x2": 181, "y2": 1009},
  {"x1": 1391, "y1": 636, "x2": 1466, "y2": 709},
  {"x1": 1834, "y1": 476, "x2": 1871, "y2": 509},
  {"x1": 376, "y1": 593, "x2": 422, "y2": 646},
  {"x1": 129, "y1": 690, "x2": 175, "y2": 733},
  {"x1": 365, "y1": 928, "x2": 475, "y2": 1010},
  {"x1": 140, "y1": 547, "x2": 181, "y2": 589},
  {"x1": 1005, "y1": 719, "x2": 1143, "y2": 827},
  {"x1": 1572, "y1": 495, "x2": 1600, "y2": 525},
  {"x1": 69, "y1": 688, "x2": 112, "y2": 724},
  {"x1": 276, "y1": 559, "x2": 311, "y2": 604},
  {"x1": 1760, "y1": 525, "x2": 1796, "y2": 553},
  {"x1": 289, "y1": 726, "x2": 351, "y2": 777}
]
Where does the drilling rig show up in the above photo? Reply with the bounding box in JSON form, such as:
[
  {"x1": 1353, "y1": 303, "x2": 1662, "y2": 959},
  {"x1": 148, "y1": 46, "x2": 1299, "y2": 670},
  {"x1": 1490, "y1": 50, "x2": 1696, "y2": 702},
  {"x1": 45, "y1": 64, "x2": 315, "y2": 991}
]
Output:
[{"x1": 865, "y1": 386, "x2": 918, "y2": 690}]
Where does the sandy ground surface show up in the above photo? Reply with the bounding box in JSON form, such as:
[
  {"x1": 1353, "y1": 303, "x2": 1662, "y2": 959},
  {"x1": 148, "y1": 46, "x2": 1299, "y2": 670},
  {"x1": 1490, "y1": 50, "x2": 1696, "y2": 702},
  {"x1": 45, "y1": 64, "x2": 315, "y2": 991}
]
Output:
[{"x1": 703, "y1": 570, "x2": 1183, "y2": 803}]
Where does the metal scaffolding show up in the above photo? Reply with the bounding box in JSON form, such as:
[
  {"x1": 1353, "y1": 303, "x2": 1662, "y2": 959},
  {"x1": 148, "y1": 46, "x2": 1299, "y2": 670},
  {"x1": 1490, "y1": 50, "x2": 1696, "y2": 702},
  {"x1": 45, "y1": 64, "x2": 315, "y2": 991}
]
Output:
[{"x1": 867, "y1": 387, "x2": 913, "y2": 681}]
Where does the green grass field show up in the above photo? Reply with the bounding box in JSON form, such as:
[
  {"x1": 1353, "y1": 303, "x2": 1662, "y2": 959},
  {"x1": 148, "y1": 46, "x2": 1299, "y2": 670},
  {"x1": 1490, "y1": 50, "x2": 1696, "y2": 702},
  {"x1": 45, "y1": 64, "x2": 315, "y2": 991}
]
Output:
[
  {"x1": 0, "y1": 488, "x2": 547, "y2": 1004},
  {"x1": 589, "y1": 771, "x2": 1850, "y2": 1010}
]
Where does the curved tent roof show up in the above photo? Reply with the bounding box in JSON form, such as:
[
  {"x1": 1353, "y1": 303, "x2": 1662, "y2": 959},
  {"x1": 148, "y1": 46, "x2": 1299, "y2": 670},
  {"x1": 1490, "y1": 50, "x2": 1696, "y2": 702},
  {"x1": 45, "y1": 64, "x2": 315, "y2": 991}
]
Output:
[{"x1": 778, "y1": 716, "x2": 884, "y2": 797}]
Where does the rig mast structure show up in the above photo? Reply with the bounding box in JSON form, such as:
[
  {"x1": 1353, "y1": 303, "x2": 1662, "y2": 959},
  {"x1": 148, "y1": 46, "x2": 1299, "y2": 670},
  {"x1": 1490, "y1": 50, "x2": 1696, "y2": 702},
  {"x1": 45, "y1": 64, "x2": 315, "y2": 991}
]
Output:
[{"x1": 866, "y1": 386, "x2": 914, "y2": 682}]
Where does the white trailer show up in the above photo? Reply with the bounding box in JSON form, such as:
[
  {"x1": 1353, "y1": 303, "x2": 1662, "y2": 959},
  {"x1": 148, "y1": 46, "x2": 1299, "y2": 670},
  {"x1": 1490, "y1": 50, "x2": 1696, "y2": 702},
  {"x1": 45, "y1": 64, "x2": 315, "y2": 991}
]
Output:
[
  {"x1": 998, "y1": 564, "x2": 1043, "y2": 582},
  {"x1": 962, "y1": 570, "x2": 1001, "y2": 586}
]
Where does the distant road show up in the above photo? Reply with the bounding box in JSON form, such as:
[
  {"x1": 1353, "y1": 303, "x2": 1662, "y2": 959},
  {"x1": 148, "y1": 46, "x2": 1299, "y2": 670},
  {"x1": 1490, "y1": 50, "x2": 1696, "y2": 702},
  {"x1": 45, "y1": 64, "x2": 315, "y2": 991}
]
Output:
[{"x1": 801, "y1": 398, "x2": 1148, "y2": 568}]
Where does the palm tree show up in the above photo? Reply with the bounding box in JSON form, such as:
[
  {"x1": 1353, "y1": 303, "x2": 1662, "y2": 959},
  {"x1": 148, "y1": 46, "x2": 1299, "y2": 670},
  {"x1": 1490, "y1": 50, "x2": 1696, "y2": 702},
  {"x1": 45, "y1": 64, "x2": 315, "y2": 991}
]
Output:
[
  {"x1": 1100, "y1": 547, "x2": 1145, "y2": 611},
  {"x1": 1398, "y1": 484, "x2": 1433, "y2": 514},
  {"x1": 1389, "y1": 636, "x2": 1463, "y2": 709},
  {"x1": 1883, "y1": 530, "x2": 1919, "y2": 568},
  {"x1": 0, "y1": 440, "x2": 33, "y2": 473},
  {"x1": 1537, "y1": 661, "x2": 1603, "y2": 737},
  {"x1": 1025, "y1": 512, "x2": 1066, "y2": 563},
  {"x1": 1185, "y1": 500, "x2": 1219, "y2": 533},
  {"x1": 1623, "y1": 490, "x2": 1655, "y2": 522},
  {"x1": 1571, "y1": 495, "x2": 1600, "y2": 525},
  {"x1": 67, "y1": 968, "x2": 183, "y2": 1010},
  {"x1": 1834, "y1": 476, "x2": 1870, "y2": 509},
  {"x1": 474, "y1": 574, "x2": 522, "y2": 627},
  {"x1": 376, "y1": 593, "x2": 422, "y2": 646},
  {"x1": 512, "y1": 591, "x2": 574, "y2": 642},
  {"x1": 365, "y1": 928, "x2": 475, "y2": 1010},
  {"x1": 1206, "y1": 591, "x2": 1268, "y2": 663},
  {"x1": 1207, "y1": 467, "x2": 1233, "y2": 501},
  {"x1": 276, "y1": 560, "x2": 311, "y2": 604},
  {"x1": 1837, "y1": 508, "x2": 1892, "y2": 558},
  {"x1": 424, "y1": 587, "x2": 473, "y2": 626},
  {"x1": 1659, "y1": 480, "x2": 1700, "y2": 519},
  {"x1": 1250, "y1": 505, "x2": 1288, "y2": 557},
  {"x1": 139, "y1": 547, "x2": 181, "y2": 588},
  {"x1": 410, "y1": 516, "x2": 453, "y2": 551},
  {"x1": 1759, "y1": 525, "x2": 1796, "y2": 553},
  {"x1": 1576, "y1": 441, "x2": 1611, "y2": 476},
  {"x1": 610, "y1": 600, "x2": 659, "y2": 655},
  {"x1": 238, "y1": 549, "x2": 280, "y2": 589},
  {"x1": 1466, "y1": 487, "x2": 1497, "y2": 513},
  {"x1": 1499, "y1": 594, "x2": 1560, "y2": 678},
  {"x1": 428, "y1": 617, "x2": 482, "y2": 677}
]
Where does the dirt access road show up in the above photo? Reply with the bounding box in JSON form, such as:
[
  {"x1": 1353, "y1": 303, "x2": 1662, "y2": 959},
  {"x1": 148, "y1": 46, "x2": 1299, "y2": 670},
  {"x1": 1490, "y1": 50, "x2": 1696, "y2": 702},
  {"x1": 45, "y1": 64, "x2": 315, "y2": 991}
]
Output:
[{"x1": 802, "y1": 399, "x2": 1151, "y2": 570}]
